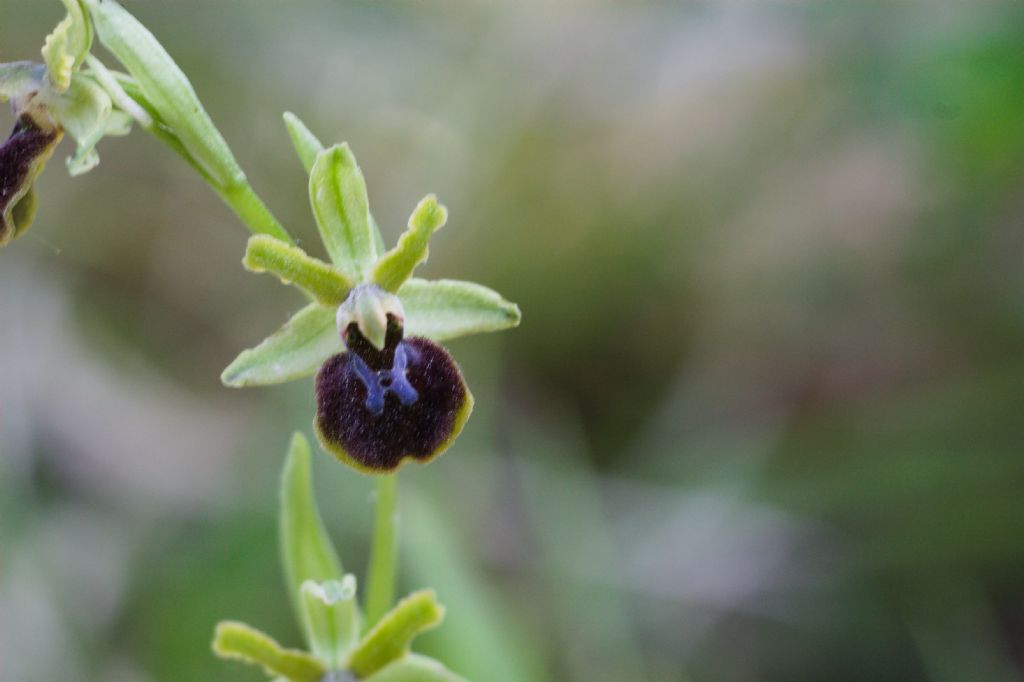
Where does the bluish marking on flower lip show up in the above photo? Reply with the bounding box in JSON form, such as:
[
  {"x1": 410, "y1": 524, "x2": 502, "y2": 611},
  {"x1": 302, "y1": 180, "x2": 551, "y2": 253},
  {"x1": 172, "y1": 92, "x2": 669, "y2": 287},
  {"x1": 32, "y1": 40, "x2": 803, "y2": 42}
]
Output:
[{"x1": 350, "y1": 343, "x2": 419, "y2": 416}]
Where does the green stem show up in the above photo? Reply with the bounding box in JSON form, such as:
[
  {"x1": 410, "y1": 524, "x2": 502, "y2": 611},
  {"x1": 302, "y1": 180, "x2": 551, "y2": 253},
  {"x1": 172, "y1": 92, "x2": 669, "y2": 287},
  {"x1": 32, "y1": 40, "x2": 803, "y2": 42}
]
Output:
[{"x1": 365, "y1": 474, "x2": 399, "y2": 630}]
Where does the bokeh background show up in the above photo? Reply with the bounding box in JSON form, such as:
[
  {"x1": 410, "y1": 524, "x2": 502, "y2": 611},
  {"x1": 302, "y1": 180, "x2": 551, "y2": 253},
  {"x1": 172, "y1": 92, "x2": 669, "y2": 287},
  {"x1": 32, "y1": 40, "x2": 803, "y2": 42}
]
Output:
[{"x1": 3, "y1": 1, "x2": 1024, "y2": 680}]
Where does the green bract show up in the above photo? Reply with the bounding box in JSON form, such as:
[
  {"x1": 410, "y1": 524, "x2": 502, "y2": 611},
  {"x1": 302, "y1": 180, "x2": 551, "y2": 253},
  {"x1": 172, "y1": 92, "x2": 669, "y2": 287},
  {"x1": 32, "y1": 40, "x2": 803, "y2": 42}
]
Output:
[{"x1": 213, "y1": 434, "x2": 467, "y2": 682}]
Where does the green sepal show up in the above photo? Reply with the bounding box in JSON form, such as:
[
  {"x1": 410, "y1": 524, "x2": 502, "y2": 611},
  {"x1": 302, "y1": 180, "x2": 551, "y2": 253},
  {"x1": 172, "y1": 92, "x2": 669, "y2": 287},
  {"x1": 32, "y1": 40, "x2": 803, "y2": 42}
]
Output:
[
  {"x1": 372, "y1": 195, "x2": 447, "y2": 293},
  {"x1": 299, "y1": 577, "x2": 361, "y2": 668},
  {"x1": 212, "y1": 621, "x2": 326, "y2": 682},
  {"x1": 221, "y1": 303, "x2": 340, "y2": 387},
  {"x1": 309, "y1": 143, "x2": 378, "y2": 280},
  {"x1": 397, "y1": 279, "x2": 521, "y2": 341},
  {"x1": 45, "y1": 73, "x2": 124, "y2": 176},
  {"x1": 244, "y1": 235, "x2": 353, "y2": 306},
  {"x1": 41, "y1": 0, "x2": 93, "y2": 93},
  {"x1": 347, "y1": 590, "x2": 446, "y2": 679},
  {"x1": 283, "y1": 112, "x2": 323, "y2": 175},
  {"x1": 365, "y1": 654, "x2": 468, "y2": 682},
  {"x1": 282, "y1": 113, "x2": 387, "y2": 254},
  {"x1": 280, "y1": 433, "x2": 346, "y2": 646}
]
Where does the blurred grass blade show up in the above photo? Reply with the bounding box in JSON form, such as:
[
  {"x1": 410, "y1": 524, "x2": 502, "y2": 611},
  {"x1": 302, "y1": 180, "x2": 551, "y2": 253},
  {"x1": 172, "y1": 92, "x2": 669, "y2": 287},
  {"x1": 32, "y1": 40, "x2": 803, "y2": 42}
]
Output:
[
  {"x1": 212, "y1": 621, "x2": 325, "y2": 682},
  {"x1": 373, "y1": 195, "x2": 447, "y2": 293},
  {"x1": 309, "y1": 144, "x2": 377, "y2": 279},
  {"x1": 347, "y1": 590, "x2": 445, "y2": 678},
  {"x1": 365, "y1": 654, "x2": 468, "y2": 682},
  {"x1": 243, "y1": 235, "x2": 352, "y2": 305},
  {"x1": 398, "y1": 279, "x2": 521, "y2": 341},
  {"x1": 405, "y1": 492, "x2": 549, "y2": 682},
  {"x1": 299, "y1": 577, "x2": 360, "y2": 668},
  {"x1": 283, "y1": 112, "x2": 323, "y2": 175},
  {"x1": 281, "y1": 433, "x2": 346, "y2": 648},
  {"x1": 221, "y1": 303, "x2": 339, "y2": 387}
]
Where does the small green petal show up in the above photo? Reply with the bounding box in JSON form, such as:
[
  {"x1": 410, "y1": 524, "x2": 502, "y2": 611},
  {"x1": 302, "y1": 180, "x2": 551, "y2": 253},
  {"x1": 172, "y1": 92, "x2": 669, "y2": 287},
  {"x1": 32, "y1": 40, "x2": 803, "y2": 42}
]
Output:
[
  {"x1": 212, "y1": 621, "x2": 325, "y2": 682},
  {"x1": 280, "y1": 433, "x2": 346, "y2": 646},
  {"x1": 364, "y1": 654, "x2": 468, "y2": 682},
  {"x1": 347, "y1": 590, "x2": 446, "y2": 679},
  {"x1": 398, "y1": 279, "x2": 521, "y2": 341},
  {"x1": 221, "y1": 303, "x2": 340, "y2": 387},
  {"x1": 372, "y1": 194, "x2": 448, "y2": 293},
  {"x1": 309, "y1": 143, "x2": 378, "y2": 280},
  {"x1": 299, "y1": 577, "x2": 361, "y2": 668},
  {"x1": 41, "y1": 0, "x2": 93, "y2": 93},
  {"x1": 244, "y1": 235, "x2": 353, "y2": 305}
]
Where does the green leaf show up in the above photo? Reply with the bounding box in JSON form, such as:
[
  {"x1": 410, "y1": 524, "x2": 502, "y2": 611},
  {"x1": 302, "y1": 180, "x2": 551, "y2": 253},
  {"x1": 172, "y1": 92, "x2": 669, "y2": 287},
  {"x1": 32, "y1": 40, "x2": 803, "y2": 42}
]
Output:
[
  {"x1": 397, "y1": 279, "x2": 521, "y2": 341},
  {"x1": 309, "y1": 144, "x2": 377, "y2": 280},
  {"x1": 41, "y1": 0, "x2": 93, "y2": 93},
  {"x1": 364, "y1": 654, "x2": 468, "y2": 682},
  {"x1": 280, "y1": 433, "x2": 346, "y2": 647},
  {"x1": 212, "y1": 621, "x2": 325, "y2": 682},
  {"x1": 347, "y1": 590, "x2": 446, "y2": 679},
  {"x1": 299, "y1": 577, "x2": 361, "y2": 668},
  {"x1": 221, "y1": 303, "x2": 340, "y2": 387},
  {"x1": 244, "y1": 235, "x2": 352, "y2": 306},
  {"x1": 283, "y1": 112, "x2": 323, "y2": 175},
  {"x1": 372, "y1": 195, "x2": 448, "y2": 293}
]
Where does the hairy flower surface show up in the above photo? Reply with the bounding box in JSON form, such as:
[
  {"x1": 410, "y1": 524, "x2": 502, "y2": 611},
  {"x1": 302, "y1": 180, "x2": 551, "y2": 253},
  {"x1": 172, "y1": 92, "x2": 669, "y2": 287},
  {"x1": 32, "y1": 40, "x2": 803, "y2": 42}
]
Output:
[{"x1": 316, "y1": 312, "x2": 472, "y2": 473}]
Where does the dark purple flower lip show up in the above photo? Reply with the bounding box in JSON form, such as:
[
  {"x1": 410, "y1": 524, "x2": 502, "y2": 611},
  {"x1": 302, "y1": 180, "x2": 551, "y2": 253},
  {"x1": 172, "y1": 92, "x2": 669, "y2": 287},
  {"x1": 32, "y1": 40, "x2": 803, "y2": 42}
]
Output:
[
  {"x1": 314, "y1": 316, "x2": 473, "y2": 474},
  {"x1": 0, "y1": 111, "x2": 62, "y2": 245}
]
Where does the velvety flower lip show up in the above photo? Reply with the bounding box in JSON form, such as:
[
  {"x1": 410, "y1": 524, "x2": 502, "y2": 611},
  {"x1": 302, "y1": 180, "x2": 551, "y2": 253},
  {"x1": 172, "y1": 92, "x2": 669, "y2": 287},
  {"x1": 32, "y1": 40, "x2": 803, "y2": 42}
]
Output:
[
  {"x1": 0, "y1": 112, "x2": 62, "y2": 244},
  {"x1": 315, "y1": 316, "x2": 473, "y2": 474}
]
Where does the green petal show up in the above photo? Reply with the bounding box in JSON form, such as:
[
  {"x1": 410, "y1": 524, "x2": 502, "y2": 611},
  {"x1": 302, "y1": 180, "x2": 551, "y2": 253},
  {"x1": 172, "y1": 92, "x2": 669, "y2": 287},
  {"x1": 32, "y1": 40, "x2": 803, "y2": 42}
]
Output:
[
  {"x1": 41, "y1": 0, "x2": 93, "y2": 93},
  {"x1": 309, "y1": 144, "x2": 377, "y2": 280},
  {"x1": 347, "y1": 590, "x2": 445, "y2": 679},
  {"x1": 398, "y1": 279, "x2": 521, "y2": 341},
  {"x1": 44, "y1": 74, "x2": 117, "y2": 176},
  {"x1": 364, "y1": 654, "x2": 468, "y2": 682},
  {"x1": 221, "y1": 303, "x2": 340, "y2": 387},
  {"x1": 280, "y1": 433, "x2": 346, "y2": 647},
  {"x1": 372, "y1": 195, "x2": 447, "y2": 293},
  {"x1": 299, "y1": 577, "x2": 361, "y2": 668},
  {"x1": 212, "y1": 621, "x2": 325, "y2": 682},
  {"x1": 244, "y1": 235, "x2": 352, "y2": 305}
]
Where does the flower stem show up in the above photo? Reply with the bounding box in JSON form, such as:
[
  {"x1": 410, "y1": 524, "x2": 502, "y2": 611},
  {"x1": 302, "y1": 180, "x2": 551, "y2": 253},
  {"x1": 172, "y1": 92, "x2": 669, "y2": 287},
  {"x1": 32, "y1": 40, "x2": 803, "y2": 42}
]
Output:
[{"x1": 364, "y1": 473, "x2": 399, "y2": 630}]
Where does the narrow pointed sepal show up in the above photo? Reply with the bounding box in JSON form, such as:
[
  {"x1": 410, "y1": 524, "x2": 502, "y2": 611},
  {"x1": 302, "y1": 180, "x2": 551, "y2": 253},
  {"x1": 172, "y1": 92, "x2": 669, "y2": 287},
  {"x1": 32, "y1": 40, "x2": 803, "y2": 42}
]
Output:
[
  {"x1": 221, "y1": 303, "x2": 340, "y2": 387},
  {"x1": 314, "y1": 334, "x2": 473, "y2": 474}
]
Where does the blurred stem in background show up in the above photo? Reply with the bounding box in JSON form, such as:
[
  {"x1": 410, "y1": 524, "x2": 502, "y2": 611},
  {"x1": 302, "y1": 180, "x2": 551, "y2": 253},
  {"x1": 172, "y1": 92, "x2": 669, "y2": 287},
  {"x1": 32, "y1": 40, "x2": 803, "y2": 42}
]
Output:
[{"x1": 365, "y1": 474, "x2": 400, "y2": 630}]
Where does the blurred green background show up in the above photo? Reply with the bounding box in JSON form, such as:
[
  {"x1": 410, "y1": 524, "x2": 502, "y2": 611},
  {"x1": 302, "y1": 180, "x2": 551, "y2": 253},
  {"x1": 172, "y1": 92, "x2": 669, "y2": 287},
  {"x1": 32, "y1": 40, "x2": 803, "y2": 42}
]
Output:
[{"x1": 3, "y1": 1, "x2": 1024, "y2": 680}]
